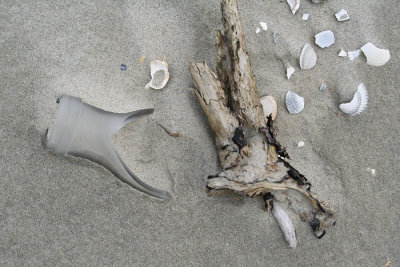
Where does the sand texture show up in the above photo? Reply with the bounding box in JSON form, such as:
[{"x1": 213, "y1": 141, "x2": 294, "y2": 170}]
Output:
[{"x1": 0, "y1": 0, "x2": 399, "y2": 265}]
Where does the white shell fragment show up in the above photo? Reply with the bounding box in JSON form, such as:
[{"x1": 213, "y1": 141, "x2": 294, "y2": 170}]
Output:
[
  {"x1": 339, "y1": 83, "x2": 368, "y2": 116},
  {"x1": 259, "y1": 22, "x2": 268, "y2": 31},
  {"x1": 145, "y1": 60, "x2": 170, "y2": 90},
  {"x1": 300, "y1": 44, "x2": 317, "y2": 70},
  {"x1": 366, "y1": 167, "x2": 377, "y2": 177},
  {"x1": 256, "y1": 27, "x2": 261, "y2": 34},
  {"x1": 319, "y1": 84, "x2": 327, "y2": 91},
  {"x1": 286, "y1": 90, "x2": 304, "y2": 114},
  {"x1": 302, "y1": 14, "x2": 309, "y2": 20},
  {"x1": 338, "y1": 49, "x2": 348, "y2": 57},
  {"x1": 361, "y1": 42, "x2": 391, "y2": 67},
  {"x1": 287, "y1": 66, "x2": 295, "y2": 79},
  {"x1": 287, "y1": 0, "x2": 300, "y2": 14},
  {"x1": 260, "y1": 95, "x2": 278, "y2": 121},
  {"x1": 335, "y1": 9, "x2": 350, "y2": 21},
  {"x1": 297, "y1": 141, "x2": 305, "y2": 147},
  {"x1": 273, "y1": 32, "x2": 278, "y2": 44},
  {"x1": 348, "y1": 49, "x2": 361, "y2": 60},
  {"x1": 272, "y1": 203, "x2": 297, "y2": 248},
  {"x1": 315, "y1": 30, "x2": 335, "y2": 48}
]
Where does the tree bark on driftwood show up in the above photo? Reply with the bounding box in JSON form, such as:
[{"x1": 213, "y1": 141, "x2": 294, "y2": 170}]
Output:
[{"x1": 190, "y1": 0, "x2": 335, "y2": 246}]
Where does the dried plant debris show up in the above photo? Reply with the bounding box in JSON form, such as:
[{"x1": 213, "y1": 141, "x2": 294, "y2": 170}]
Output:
[
  {"x1": 157, "y1": 123, "x2": 181, "y2": 138},
  {"x1": 138, "y1": 55, "x2": 145, "y2": 64}
]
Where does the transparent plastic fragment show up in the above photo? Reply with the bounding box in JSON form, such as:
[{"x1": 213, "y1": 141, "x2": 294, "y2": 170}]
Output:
[{"x1": 45, "y1": 95, "x2": 172, "y2": 199}]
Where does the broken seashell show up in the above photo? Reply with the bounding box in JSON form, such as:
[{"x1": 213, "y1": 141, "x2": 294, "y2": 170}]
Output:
[
  {"x1": 145, "y1": 60, "x2": 170, "y2": 90},
  {"x1": 287, "y1": 66, "x2": 295, "y2": 79},
  {"x1": 273, "y1": 32, "x2": 278, "y2": 44},
  {"x1": 319, "y1": 84, "x2": 327, "y2": 91},
  {"x1": 366, "y1": 167, "x2": 376, "y2": 177},
  {"x1": 338, "y1": 49, "x2": 347, "y2": 57},
  {"x1": 348, "y1": 49, "x2": 361, "y2": 60},
  {"x1": 335, "y1": 9, "x2": 350, "y2": 21},
  {"x1": 361, "y1": 42, "x2": 390, "y2": 67},
  {"x1": 272, "y1": 203, "x2": 297, "y2": 248},
  {"x1": 302, "y1": 13, "x2": 309, "y2": 20},
  {"x1": 286, "y1": 90, "x2": 304, "y2": 114},
  {"x1": 287, "y1": 0, "x2": 300, "y2": 15},
  {"x1": 315, "y1": 30, "x2": 335, "y2": 48},
  {"x1": 300, "y1": 43, "x2": 317, "y2": 70},
  {"x1": 297, "y1": 141, "x2": 305, "y2": 147},
  {"x1": 255, "y1": 27, "x2": 261, "y2": 34},
  {"x1": 339, "y1": 83, "x2": 368, "y2": 116},
  {"x1": 259, "y1": 22, "x2": 268, "y2": 31},
  {"x1": 260, "y1": 95, "x2": 278, "y2": 121}
]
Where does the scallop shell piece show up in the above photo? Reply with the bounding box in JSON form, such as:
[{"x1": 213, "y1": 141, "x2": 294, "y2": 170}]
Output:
[
  {"x1": 335, "y1": 9, "x2": 350, "y2": 21},
  {"x1": 339, "y1": 83, "x2": 368, "y2": 116},
  {"x1": 287, "y1": 66, "x2": 295, "y2": 79},
  {"x1": 145, "y1": 60, "x2": 170, "y2": 90},
  {"x1": 300, "y1": 43, "x2": 317, "y2": 70},
  {"x1": 260, "y1": 95, "x2": 278, "y2": 121},
  {"x1": 255, "y1": 27, "x2": 261, "y2": 34},
  {"x1": 287, "y1": 0, "x2": 300, "y2": 14},
  {"x1": 360, "y1": 42, "x2": 390, "y2": 67},
  {"x1": 285, "y1": 90, "x2": 304, "y2": 114},
  {"x1": 315, "y1": 30, "x2": 335, "y2": 48}
]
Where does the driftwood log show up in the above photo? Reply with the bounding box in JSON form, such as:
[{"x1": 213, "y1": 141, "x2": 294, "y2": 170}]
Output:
[{"x1": 190, "y1": 0, "x2": 335, "y2": 247}]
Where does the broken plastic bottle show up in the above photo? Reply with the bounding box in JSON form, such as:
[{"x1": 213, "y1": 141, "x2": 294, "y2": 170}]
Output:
[{"x1": 45, "y1": 95, "x2": 171, "y2": 199}]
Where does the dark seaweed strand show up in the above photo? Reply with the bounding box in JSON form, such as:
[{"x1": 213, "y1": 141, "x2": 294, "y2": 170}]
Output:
[
  {"x1": 258, "y1": 115, "x2": 290, "y2": 159},
  {"x1": 232, "y1": 127, "x2": 247, "y2": 151},
  {"x1": 262, "y1": 192, "x2": 274, "y2": 212}
]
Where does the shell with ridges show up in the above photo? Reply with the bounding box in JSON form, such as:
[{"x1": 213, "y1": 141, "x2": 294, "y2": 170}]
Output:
[
  {"x1": 360, "y1": 42, "x2": 390, "y2": 67},
  {"x1": 300, "y1": 44, "x2": 317, "y2": 70},
  {"x1": 339, "y1": 83, "x2": 368, "y2": 116},
  {"x1": 285, "y1": 90, "x2": 304, "y2": 114},
  {"x1": 260, "y1": 95, "x2": 278, "y2": 121},
  {"x1": 286, "y1": 0, "x2": 300, "y2": 14}
]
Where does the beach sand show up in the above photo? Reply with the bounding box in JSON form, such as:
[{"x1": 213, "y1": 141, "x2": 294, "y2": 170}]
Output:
[{"x1": 0, "y1": 0, "x2": 399, "y2": 265}]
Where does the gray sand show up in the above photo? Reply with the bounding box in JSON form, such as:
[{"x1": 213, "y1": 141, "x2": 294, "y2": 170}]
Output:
[{"x1": 1, "y1": 0, "x2": 399, "y2": 265}]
